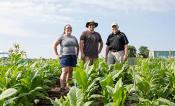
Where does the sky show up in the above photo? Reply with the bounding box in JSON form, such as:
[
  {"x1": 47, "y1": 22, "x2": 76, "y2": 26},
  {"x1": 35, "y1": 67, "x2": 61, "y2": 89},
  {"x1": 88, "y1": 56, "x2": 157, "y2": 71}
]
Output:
[{"x1": 0, "y1": 0, "x2": 175, "y2": 58}]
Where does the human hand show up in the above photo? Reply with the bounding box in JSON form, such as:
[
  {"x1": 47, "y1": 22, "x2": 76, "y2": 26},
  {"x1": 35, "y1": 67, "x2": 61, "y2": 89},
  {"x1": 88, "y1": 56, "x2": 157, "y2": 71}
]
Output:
[
  {"x1": 81, "y1": 53, "x2": 85, "y2": 60},
  {"x1": 56, "y1": 54, "x2": 62, "y2": 60},
  {"x1": 105, "y1": 56, "x2": 107, "y2": 62},
  {"x1": 123, "y1": 54, "x2": 128, "y2": 61}
]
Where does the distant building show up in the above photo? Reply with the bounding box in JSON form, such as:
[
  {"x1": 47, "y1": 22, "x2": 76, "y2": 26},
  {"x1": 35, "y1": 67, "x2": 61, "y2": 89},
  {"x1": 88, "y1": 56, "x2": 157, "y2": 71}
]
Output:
[
  {"x1": 149, "y1": 50, "x2": 175, "y2": 58},
  {"x1": 0, "y1": 52, "x2": 9, "y2": 58}
]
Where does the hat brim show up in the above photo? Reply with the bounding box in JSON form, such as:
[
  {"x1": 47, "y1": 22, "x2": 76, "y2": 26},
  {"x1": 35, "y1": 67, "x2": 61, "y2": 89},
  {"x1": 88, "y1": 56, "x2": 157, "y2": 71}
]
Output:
[{"x1": 86, "y1": 22, "x2": 98, "y2": 28}]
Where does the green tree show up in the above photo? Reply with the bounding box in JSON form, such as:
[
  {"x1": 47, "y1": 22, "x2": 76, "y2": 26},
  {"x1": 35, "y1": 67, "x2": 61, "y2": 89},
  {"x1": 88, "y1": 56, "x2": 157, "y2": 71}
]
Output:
[
  {"x1": 138, "y1": 46, "x2": 149, "y2": 58},
  {"x1": 128, "y1": 45, "x2": 137, "y2": 57}
]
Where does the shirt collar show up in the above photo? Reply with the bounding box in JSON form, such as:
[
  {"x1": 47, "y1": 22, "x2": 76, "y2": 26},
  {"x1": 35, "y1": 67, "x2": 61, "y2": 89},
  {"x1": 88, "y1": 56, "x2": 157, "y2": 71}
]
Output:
[{"x1": 112, "y1": 30, "x2": 120, "y2": 35}]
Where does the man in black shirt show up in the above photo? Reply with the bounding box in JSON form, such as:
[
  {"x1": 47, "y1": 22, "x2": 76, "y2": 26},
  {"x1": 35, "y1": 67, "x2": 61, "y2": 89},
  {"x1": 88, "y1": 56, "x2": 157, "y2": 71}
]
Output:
[{"x1": 105, "y1": 22, "x2": 129, "y2": 64}]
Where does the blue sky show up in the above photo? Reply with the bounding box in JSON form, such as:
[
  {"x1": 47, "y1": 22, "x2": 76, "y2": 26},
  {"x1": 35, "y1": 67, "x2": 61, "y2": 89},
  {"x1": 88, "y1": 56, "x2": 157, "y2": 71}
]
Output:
[{"x1": 0, "y1": 0, "x2": 175, "y2": 58}]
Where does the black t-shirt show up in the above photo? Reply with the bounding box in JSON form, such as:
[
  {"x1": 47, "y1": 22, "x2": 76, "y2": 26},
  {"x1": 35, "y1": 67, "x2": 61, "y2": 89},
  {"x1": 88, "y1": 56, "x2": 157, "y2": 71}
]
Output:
[
  {"x1": 80, "y1": 30, "x2": 102, "y2": 58},
  {"x1": 106, "y1": 31, "x2": 129, "y2": 51}
]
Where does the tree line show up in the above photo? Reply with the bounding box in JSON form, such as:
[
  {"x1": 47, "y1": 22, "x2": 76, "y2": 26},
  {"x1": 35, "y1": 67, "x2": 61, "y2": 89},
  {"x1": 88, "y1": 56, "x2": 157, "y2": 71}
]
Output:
[{"x1": 128, "y1": 45, "x2": 149, "y2": 58}]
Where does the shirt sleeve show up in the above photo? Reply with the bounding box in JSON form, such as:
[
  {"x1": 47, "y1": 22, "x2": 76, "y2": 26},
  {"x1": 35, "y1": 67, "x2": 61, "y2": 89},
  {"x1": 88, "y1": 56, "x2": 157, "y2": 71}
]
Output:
[
  {"x1": 57, "y1": 36, "x2": 63, "y2": 44},
  {"x1": 106, "y1": 35, "x2": 110, "y2": 46},
  {"x1": 123, "y1": 35, "x2": 129, "y2": 44},
  {"x1": 98, "y1": 33, "x2": 102, "y2": 43},
  {"x1": 80, "y1": 32, "x2": 86, "y2": 41}
]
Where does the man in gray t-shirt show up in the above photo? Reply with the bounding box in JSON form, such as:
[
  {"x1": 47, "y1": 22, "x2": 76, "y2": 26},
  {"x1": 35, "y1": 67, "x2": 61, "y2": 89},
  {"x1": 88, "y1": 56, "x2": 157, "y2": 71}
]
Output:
[{"x1": 80, "y1": 19, "x2": 103, "y2": 65}]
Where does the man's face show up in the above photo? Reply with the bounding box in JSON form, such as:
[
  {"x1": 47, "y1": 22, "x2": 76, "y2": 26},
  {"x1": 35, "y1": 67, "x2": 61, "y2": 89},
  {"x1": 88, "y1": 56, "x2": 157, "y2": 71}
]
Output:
[
  {"x1": 112, "y1": 25, "x2": 119, "y2": 34},
  {"x1": 88, "y1": 23, "x2": 95, "y2": 31}
]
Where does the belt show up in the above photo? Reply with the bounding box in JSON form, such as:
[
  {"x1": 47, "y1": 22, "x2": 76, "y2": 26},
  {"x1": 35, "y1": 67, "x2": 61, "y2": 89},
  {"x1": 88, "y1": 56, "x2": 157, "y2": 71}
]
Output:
[
  {"x1": 110, "y1": 50, "x2": 123, "y2": 52},
  {"x1": 111, "y1": 50, "x2": 117, "y2": 52}
]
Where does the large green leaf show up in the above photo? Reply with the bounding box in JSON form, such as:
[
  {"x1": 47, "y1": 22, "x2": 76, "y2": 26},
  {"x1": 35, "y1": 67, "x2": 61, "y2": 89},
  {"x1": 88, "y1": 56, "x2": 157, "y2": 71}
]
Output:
[
  {"x1": 113, "y1": 78, "x2": 126, "y2": 105},
  {"x1": 86, "y1": 77, "x2": 100, "y2": 93},
  {"x1": 74, "y1": 67, "x2": 88, "y2": 90},
  {"x1": 0, "y1": 88, "x2": 17, "y2": 100},
  {"x1": 106, "y1": 86, "x2": 114, "y2": 96},
  {"x1": 84, "y1": 101, "x2": 93, "y2": 106},
  {"x1": 101, "y1": 74, "x2": 113, "y2": 88},
  {"x1": 68, "y1": 87, "x2": 84, "y2": 106},
  {"x1": 137, "y1": 81, "x2": 150, "y2": 95},
  {"x1": 89, "y1": 94, "x2": 104, "y2": 100},
  {"x1": 158, "y1": 97, "x2": 175, "y2": 105}
]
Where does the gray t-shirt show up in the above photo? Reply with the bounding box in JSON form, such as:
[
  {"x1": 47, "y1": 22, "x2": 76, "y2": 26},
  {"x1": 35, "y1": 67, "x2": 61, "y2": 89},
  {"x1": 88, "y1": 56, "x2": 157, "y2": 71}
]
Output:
[{"x1": 57, "y1": 35, "x2": 78, "y2": 55}]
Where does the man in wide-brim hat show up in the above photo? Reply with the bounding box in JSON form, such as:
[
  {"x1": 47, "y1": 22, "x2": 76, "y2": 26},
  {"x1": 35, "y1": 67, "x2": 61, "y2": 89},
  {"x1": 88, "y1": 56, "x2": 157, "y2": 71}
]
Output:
[{"x1": 80, "y1": 19, "x2": 103, "y2": 65}]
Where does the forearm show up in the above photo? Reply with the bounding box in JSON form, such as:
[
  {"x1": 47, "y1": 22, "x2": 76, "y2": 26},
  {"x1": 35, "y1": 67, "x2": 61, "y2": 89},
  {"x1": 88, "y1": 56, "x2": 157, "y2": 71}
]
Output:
[
  {"x1": 54, "y1": 46, "x2": 59, "y2": 56},
  {"x1": 53, "y1": 41, "x2": 59, "y2": 56},
  {"x1": 76, "y1": 46, "x2": 79, "y2": 56},
  {"x1": 80, "y1": 41, "x2": 84, "y2": 54},
  {"x1": 80, "y1": 47, "x2": 84, "y2": 54},
  {"x1": 98, "y1": 42, "x2": 103, "y2": 53},
  {"x1": 124, "y1": 44, "x2": 128, "y2": 56},
  {"x1": 54, "y1": 49, "x2": 58, "y2": 55},
  {"x1": 105, "y1": 46, "x2": 109, "y2": 57}
]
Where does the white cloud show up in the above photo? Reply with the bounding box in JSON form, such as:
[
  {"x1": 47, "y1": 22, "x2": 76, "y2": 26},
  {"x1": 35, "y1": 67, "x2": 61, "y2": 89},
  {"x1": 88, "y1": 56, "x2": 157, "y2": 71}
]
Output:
[
  {"x1": 0, "y1": 1, "x2": 69, "y2": 22},
  {"x1": 0, "y1": 18, "x2": 33, "y2": 37},
  {"x1": 0, "y1": 0, "x2": 174, "y2": 37},
  {"x1": 0, "y1": 0, "x2": 76, "y2": 37},
  {"x1": 72, "y1": 0, "x2": 175, "y2": 12}
]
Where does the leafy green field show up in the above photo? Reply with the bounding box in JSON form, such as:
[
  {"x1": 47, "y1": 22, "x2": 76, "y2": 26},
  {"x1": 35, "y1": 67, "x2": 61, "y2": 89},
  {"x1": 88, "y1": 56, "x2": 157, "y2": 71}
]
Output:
[
  {"x1": 0, "y1": 49, "x2": 61, "y2": 105},
  {"x1": 52, "y1": 58, "x2": 175, "y2": 106},
  {"x1": 0, "y1": 47, "x2": 175, "y2": 106}
]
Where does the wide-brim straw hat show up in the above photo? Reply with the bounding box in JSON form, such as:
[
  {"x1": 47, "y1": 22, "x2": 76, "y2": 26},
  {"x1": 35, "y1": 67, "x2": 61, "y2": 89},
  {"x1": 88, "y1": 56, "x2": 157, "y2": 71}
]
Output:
[{"x1": 86, "y1": 19, "x2": 98, "y2": 28}]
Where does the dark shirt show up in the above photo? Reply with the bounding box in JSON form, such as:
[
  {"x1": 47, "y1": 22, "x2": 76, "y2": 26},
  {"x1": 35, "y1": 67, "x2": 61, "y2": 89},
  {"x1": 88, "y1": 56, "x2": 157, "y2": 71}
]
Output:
[
  {"x1": 80, "y1": 30, "x2": 102, "y2": 58},
  {"x1": 106, "y1": 31, "x2": 129, "y2": 51}
]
